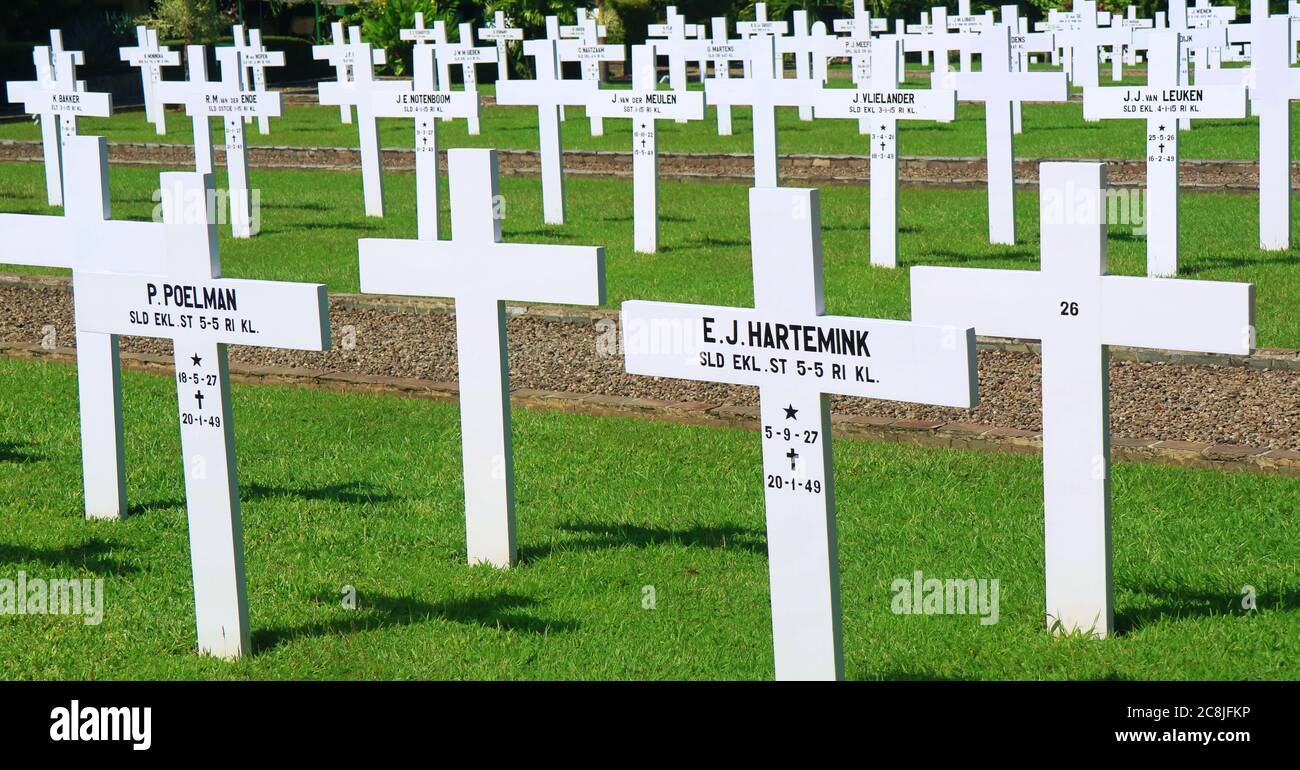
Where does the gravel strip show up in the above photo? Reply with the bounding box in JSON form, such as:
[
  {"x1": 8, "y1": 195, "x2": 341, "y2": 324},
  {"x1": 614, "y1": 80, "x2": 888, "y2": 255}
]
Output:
[{"x1": 2, "y1": 283, "x2": 1297, "y2": 450}]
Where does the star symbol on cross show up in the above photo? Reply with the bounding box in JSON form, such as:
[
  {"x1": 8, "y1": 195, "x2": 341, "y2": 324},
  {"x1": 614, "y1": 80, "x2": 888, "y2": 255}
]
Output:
[
  {"x1": 191, "y1": 354, "x2": 203, "y2": 366},
  {"x1": 784, "y1": 404, "x2": 798, "y2": 420}
]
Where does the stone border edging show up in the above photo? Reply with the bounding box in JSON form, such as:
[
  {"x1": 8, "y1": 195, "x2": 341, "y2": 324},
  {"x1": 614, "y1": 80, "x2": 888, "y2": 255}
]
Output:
[
  {"x1": 0, "y1": 139, "x2": 1282, "y2": 190},
  {"x1": 2, "y1": 338, "x2": 1295, "y2": 477}
]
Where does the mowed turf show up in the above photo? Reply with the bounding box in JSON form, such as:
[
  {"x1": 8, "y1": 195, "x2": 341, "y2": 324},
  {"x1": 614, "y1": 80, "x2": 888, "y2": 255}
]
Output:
[
  {"x1": 1, "y1": 84, "x2": 1298, "y2": 160},
  {"x1": 1, "y1": 160, "x2": 1297, "y2": 347},
  {"x1": 0, "y1": 356, "x2": 1296, "y2": 679}
]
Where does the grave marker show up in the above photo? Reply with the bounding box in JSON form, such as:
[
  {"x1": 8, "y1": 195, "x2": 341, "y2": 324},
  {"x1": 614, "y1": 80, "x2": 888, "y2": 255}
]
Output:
[
  {"x1": 314, "y1": 36, "x2": 402, "y2": 217},
  {"x1": 557, "y1": 16, "x2": 623, "y2": 135},
  {"x1": 5, "y1": 43, "x2": 111, "y2": 207},
  {"x1": 369, "y1": 33, "x2": 480, "y2": 241},
  {"x1": 230, "y1": 25, "x2": 284, "y2": 134},
  {"x1": 943, "y1": 25, "x2": 1068, "y2": 245},
  {"x1": 495, "y1": 38, "x2": 602, "y2": 224},
  {"x1": 359, "y1": 149, "x2": 605, "y2": 568},
  {"x1": 478, "y1": 11, "x2": 523, "y2": 81},
  {"x1": 1199, "y1": 14, "x2": 1299, "y2": 250},
  {"x1": 428, "y1": 23, "x2": 496, "y2": 135},
  {"x1": 585, "y1": 44, "x2": 705, "y2": 253},
  {"x1": 156, "y1": 45, "x2": 282, "y2": 238},
  {"x1": 705, "y1": 35, "x2": 818, "y2": 187},
  {"x1": 3, "y1": 136, "x2": 330, "y2": 657},
  {"x1": 623, "y1": 186, "x2": 978, "y2": 680},
  {"x1": 650, "y1": 6, "x2": 706, "y2": 123},
  {"x1": 119, "y1": 25, "x2": 179, "y2": 135},
  {"x1": 705, "y1": 17, "x2": 741, "y2": 135},
  {"x1": 810, "y1": 37, "x2": 956, "y2": 267},
  {"x1": 911, "y1": 162, "x2": 1254, "y2": 638},
  {"x1": 1083, "y1": 29, "x2": 1245, "y2": 275}
]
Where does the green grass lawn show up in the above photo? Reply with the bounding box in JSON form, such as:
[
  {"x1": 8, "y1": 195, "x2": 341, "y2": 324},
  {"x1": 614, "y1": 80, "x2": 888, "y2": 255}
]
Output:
[
  {"x1": 2, "y1": 161, "x2": 1297, "y2": 347},
  {"x1": 2, "y1": 86, "x2": 1296, "y2": 161},
  {"x1": 0, "y1": 356, "x2": 1296, "y2": 679}
]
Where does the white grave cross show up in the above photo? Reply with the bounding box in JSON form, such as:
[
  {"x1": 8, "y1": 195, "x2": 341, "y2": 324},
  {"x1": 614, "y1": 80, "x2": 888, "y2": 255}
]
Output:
[
  {"x1": 810, "y1": 37, "x2": 956, "y2": 267},
  {"x1": 368, "y1": 38, "x2": 479, "y2": 241},
  {"x1": 1200, "y1": 14, "x2": 1300, "y2": 250},
  {"x1": 912, "y1": 162, "x2": 1254, "y2": 638},
  {"x1": 231, "y1": 25, "x2": 285, "y2": 134},
  {"x1": 585, "y1": 44, "x2": 705, "y2": 253},
  {"x1": 1083, "y1": 30, "x2": 1246, "y2": 275},
  {"x1": 119, "y1": 25, "x2": 179, "y2": 136},
  {"x1": 155, "y1": 46, "x2": 282, "y2": 238},
  {"x1": 705, "y1": 35, "x2": 818, "y2": 188},
  {"x1": 315, "y1": 36, "x2": 402, "y2": 217},
  {"x1": 5, "y1": 45, "x2": 111, "y2": 207},
  {"x1": 495, "y1": 39, "x2": 603, "y2": 224},
  {"x1": 427, "y1": 23, "x2": 496, "y2": 135},
  {"x1": 478, "y1": 10, "x2": 523, "y2": 81},
  {"x1": 945, "y1": 25, "x2": 1068, "y2": 245},
  {"x1": 563, "y1": 8, "x2": 612, "y2": 133},
  {"x1": 359, "y1": 148, "x2": 605, "y2": 568},
  {"x1": 623, "y1": 186, "x2": 978, "y2": 680},
  {"x1": 704, "y1": 17, "x2": 741, "y2": 135}
]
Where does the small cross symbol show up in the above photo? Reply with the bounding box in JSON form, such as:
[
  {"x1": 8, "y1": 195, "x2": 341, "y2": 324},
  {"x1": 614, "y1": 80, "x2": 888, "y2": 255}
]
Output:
[
  {"x1": 1158, "y1": 142, "x2": 1166, "y2": 153},
  {"x1": 786, "y1": 447, "x2": 799, "y2": 470},
  {"x1": 194, "y1": 390, "x2": 205, "y2": 410}
]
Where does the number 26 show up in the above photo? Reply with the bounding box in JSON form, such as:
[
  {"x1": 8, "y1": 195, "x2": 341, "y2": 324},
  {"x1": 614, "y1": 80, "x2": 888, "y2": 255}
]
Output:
[{"x1": 1060, "y1": 301, "x2": 1079, "y2": 316}]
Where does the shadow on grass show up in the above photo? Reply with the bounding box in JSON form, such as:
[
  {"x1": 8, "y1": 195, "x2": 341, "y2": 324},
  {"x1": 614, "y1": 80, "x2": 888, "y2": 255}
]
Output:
[
  {"x1": 0, "y1": 441, "x2": 42, "y2": 464},
  {"x1": 242, "y1": 480, "x2": 397, "y2": 506},
  {"x1": 1177, "y1": 251, "x2": 1300, "y2": 276},
  {"x1": 0, "y1": 537, "x2": 136, "y2": 576},
  {"x1": 518, "y1": 521, "x2": 767, "y2": 562},
  {"x1": 1114, "y1": 583, "x2": 1300, "y2": 634},
  {"x1": 127, "y1": 498, "x2": 186, "y2": 517},
  {"x1": 918, "y1": 249, "x2": 1040, "y2": 266},
  {"x1": 252, "y1": 590, "x2": 576, "y2": 652}
]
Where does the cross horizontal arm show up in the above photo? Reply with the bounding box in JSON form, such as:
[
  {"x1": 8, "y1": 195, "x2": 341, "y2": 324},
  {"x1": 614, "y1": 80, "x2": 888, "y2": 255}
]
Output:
[
  {"x1": 1100, "y1": 276, "x2": 1253, "y2": 354},
  {"x1": 5, "y1": 81, "x2": 111, "y2": 117},
  {"x1": 494, "y1": 79, "x2": 598, "y2": 108},
  {"x1": 369, "y1": 88, "x2": 479, "y2": 119},
  {"x1": 621, "y1": 300, "x2": 977, "y2": 407},
  {"x1": 705, "y1": 77, "x2": 813, "y2": 108},
  {"x1": 584, "y1": 89, "x2": 705, "y2": 120},
  {"x1": 1082, "y1": 84, "x2": 1246, "y2": 120},
  {"x1": 0, "y1": 214, "x2": 169, "y2": 273},
  {"x1": 317, "y1": 78, "x2": 407, "y2": 108},
  {"x1": 910, "y1": 266, "x2": 1046, "y2": 340},
  {"x1": 949, "y1": 70, "x2": 1068, "y2": 102},
  {"x1": 358, "y1": 239, "x2": 606, "y2": 307},
  {"x1": 810, "y1": 87, "x2": 956, "y2": 122},
  {"x1": 72, "y1": 272, "x2": 330, "y2": 351}
]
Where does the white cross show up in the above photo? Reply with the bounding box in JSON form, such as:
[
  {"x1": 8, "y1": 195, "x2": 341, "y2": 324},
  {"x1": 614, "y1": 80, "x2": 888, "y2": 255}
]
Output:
[
  {"x1": 704, "y1": 17, "x2": 741, "y2": 135},
  {"x1": 478, "y1": 10, "x2": 523, "y2": 81},
  {"x1": 230, "y1": 25, "x2": 284, "y2": 134},
  {"x1": 155, "y1": 46, "x2": 281, "y2": 238},
  {"x1": 944, "y1": 25, "x2": 1068, "y2": 245},
  {"x1": 622, "y1": 186, "x2": 977, "y2": 680},
  {"x1": 0, "y1": 137, "x2": 168, "y2": 520},
  {"x1": 908, "y1": 9, "x2": 935, "y2": 66},
  {"x1": 315, "y1": 36, "x2": 402, "y2": 217},
  {"x1": 948, "y1": 2, "x2": 997, "y2": 72},
  {"x1": 1039, "y1": 0, "x2": 1119, "y2": 89},
  {"x1": 358, "y1": 148, "x2": 605, "y2": 569},
  {"x1": 1120, "y1": 6, "x2": 1154, "y2": 66},
  {"x1": 1200, "y1": 13, "x2": 1300, "y2": 250},
  {"x1": 585, "y1": 44, "x2": 704, "y2": 253},
  {"x1": 496, "y1": 39, "x2": 603, "y2": 224},
  {"x1": 810, "y1": 36, "x2": 956, "y2": 268},
  {"x1": 904, "y1": 7, "x2": 979, "y2": 79},
  {"x1": 736, "y1": 2, "x2": 789, "y2": 79},
  {"x1": 649, "y1": 7, "x2": 707, "y2": 123},
  {"x1": 315, "y1": 21, "x2": 381, "y2": 124},
  {"x1": 119, "y1": 25, "x2": 178, "y2": 135},
  {"x1": 831, "y1": 0, "x2": 886, "y2": 133},
  {"x1": 557, "y1": 13, "x2": 622, "y2": 135},
  {"x1": 368, "y1": 35, "x2": 479, "y2": 241},
  {"x1": 1083, "y1": 29, "x2": 1245, "y2": 276},
  {"x1": 705, "y1": 35, "x2": 819, "y2": 188},
  {"x1": 5, "y1": 44, "x2": 110, "y2": 207},
  {"x1": 1005, "y1": 5, "x2": 1056, "y2": 134},
  {"x1": 425, "y1": 22, "x2": 496, "y2": 135},
  {"x1": 544, "y1": 16, "x2": 569, "y2": 122},
  {"x1": 911, "y1": 161, "x2": 1254, "y2": 640},
  {"x1": 7, "y1": 136, "x2": 329, "y2": 658},
  {"x1": 782, "y1": 11, "x2": 818, "y2": 120}
]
